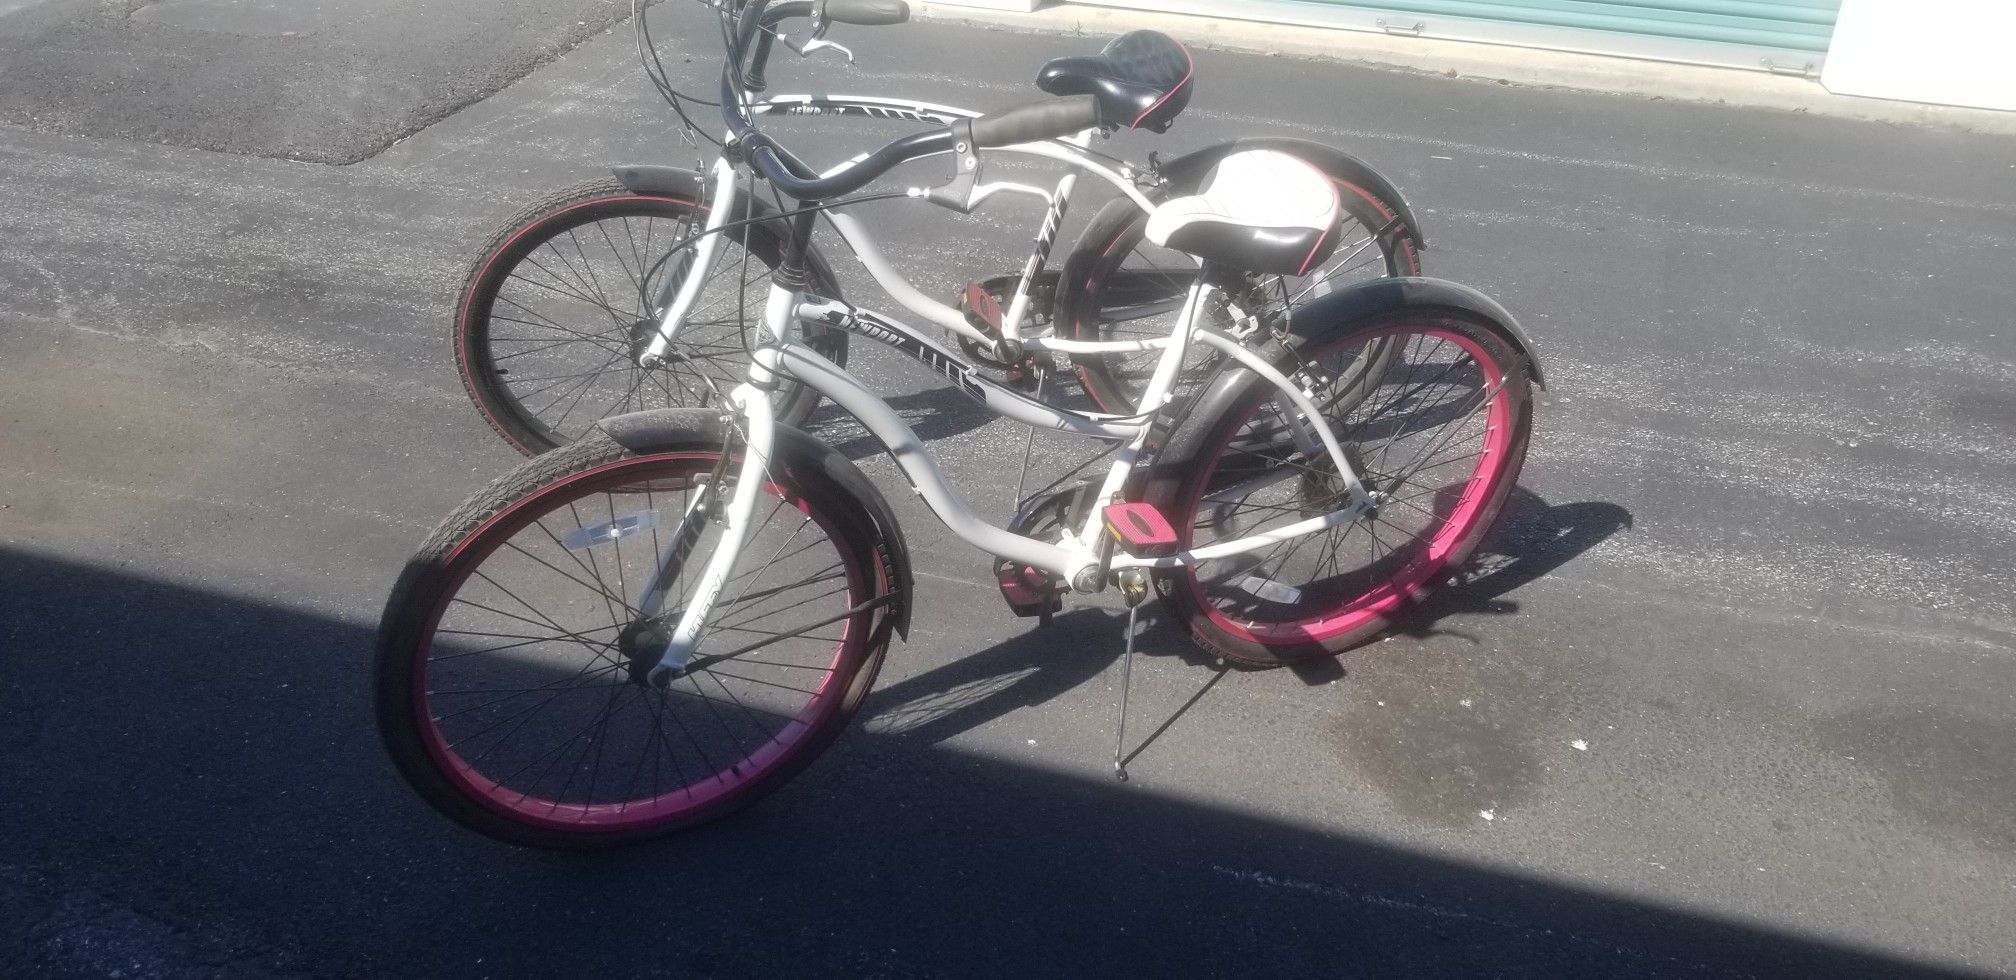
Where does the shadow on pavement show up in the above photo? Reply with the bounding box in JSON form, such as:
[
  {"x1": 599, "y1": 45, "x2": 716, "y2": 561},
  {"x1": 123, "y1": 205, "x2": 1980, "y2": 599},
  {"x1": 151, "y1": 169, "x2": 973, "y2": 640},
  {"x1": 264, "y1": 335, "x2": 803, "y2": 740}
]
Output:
[
  {"x1": 1403, "y1": 485, "x2": 1635, "y2": 642},
  {"x1": 0, "y1": 546, "x2": 1980, "y2": 979},
  {"x1": 862, "y1": 484, "x2": 1633, "y2": 766}
]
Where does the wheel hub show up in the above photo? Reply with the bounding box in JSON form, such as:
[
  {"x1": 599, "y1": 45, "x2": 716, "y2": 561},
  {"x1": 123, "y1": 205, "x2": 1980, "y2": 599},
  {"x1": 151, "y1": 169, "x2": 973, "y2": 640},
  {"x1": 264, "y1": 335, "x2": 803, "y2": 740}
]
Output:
[
  {"x1": 1299, "y1": 443, "x2": 1380, "y2": 518},
  {"x1": 617, "y1": 619, "x2": 673, "y2": 686},
  {"x1": 628, "y1": 319, "x2": 691, "y2": 366}
]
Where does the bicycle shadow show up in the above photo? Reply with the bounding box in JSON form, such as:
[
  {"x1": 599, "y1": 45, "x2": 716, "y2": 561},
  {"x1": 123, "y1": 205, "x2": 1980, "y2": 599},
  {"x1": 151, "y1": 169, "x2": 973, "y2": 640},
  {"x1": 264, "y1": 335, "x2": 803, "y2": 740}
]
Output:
[
  {"x1": 864, "y1": 608, "x2": 1131, "y2": 746},
  {"x1": 0, "y1": 546, "x2": 1990, "y2": 979},
  {"x1": 1399, "y1": 485, "x2": 1634, "y2": 643},
  {"x1": 799, "y1": 387, "x2": 996, "y2": 460},
  {"x1": 862, "y1": 484, "x2": 1631, "y2": 754}
]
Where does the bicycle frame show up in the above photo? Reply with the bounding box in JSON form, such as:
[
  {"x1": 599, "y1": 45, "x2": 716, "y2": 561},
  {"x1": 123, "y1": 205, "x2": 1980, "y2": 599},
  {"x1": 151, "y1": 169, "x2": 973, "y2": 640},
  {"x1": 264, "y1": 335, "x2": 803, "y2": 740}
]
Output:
[
  {"x1": 770, "y1": 93, "x2": 1151, "y2": 341},
  {"x1": 632, "y1": 90, "x2": 1390, "y2": 682},
  {"x1": 643, "y1": 92, "x2": 1162, "y2": 367},
  {"x1": 640, "y1": 273, "x2": 1378, "y2": 682},
  {"x1": 370, "y1": 3, "x2": 1540, "y2": 841}
]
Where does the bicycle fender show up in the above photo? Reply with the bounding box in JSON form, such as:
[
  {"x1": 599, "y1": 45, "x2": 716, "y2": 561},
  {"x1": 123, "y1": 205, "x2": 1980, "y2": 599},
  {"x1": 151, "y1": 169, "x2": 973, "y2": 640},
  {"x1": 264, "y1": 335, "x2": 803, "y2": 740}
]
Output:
[
  {"x1": 1287, "y1": 276, "x2": 1544, "y2": 389},
  {"x1": 1155, "y1": 137, "x2": 1427, "y2": 250},
  {"x1": 611, "y1": 164, "x2": 707, "y2": 199},
  {"x1": 1172, "y1": 276, "x2": 1545, "y2": 455},
  {"x1": 1290, "y1": 278, "x2": 1540, "y2": 389},
  {"x1": 595, "y1": 408, "x2": 913, "y2": 640}
]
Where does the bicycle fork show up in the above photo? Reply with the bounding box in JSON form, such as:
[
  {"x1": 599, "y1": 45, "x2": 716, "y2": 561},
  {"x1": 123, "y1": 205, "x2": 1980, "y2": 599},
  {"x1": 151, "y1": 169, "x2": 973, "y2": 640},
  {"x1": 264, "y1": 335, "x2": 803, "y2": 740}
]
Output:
[
  {"x1": 639, "y1": 378, "x2": 779, "y2": 687},
  {"x1": 634, "y1": 269, "x2": 801, "y2": 685},
  {"x1": 640, "y1": 155, "x2": 740, "y2": 368}
]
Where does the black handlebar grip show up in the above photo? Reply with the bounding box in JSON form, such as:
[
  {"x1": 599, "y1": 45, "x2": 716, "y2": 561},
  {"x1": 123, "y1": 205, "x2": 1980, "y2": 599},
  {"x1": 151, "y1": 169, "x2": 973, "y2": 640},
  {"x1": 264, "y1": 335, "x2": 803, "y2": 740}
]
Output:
[
  {"x1": 968, "y1": 96, "x2": 1101, "y2": 148},
  {"x1": 745, "y1": 1, "x2": 812, "y2": 91},
  {"x1": 817, "y1": 0, "x2": 909, "y2": 25},
  {"x1": 746, "y1": 30, "x2": 777, "y2": 91}
]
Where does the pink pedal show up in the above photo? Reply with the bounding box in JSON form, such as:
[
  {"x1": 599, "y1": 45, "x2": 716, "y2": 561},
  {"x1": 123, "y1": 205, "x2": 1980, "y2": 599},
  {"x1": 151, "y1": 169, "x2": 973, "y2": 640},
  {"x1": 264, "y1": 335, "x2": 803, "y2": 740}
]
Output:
[
  {"x1": 996, "y1": 562, "x2": 1062, "y2": 618},
  {"x1": 963, "y1": 282, "x2": 1004, "y2": 331},
  {"x1": 1104, "y1": 503, "x2": 1179, "y2": 558}
]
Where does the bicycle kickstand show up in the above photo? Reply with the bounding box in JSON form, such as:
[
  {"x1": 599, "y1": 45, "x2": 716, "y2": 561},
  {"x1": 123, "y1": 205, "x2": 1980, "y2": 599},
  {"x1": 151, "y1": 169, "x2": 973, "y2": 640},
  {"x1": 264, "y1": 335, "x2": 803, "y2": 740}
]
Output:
[{"x1": 1112, "y1": 567, "x2": 1150, "y2": 782}]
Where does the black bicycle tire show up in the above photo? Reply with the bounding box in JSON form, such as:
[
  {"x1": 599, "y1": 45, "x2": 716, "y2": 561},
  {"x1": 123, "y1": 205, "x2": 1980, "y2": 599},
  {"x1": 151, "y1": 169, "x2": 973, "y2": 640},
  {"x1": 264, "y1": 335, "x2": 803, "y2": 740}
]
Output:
[
  {"x1": 375, "y1": 425, "x2": 892, "y2": 848},
  {"x1": 1145, "y1": 308, "x2": 1533, "y2": 666},
  {"x1": 454, "y1": 178, "x2": 847, "y2": 456}
]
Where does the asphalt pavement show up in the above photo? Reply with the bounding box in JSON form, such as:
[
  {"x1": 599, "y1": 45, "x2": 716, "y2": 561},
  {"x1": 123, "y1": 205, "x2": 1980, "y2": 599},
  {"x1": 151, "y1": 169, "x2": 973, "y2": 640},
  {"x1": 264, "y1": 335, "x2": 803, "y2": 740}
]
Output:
[
  {"x1": 2, "y1": 1, "x2": 2015, "y2": 977},
  {"x1": 0, "y1": 0, "x2": 644, "y2": 162}
]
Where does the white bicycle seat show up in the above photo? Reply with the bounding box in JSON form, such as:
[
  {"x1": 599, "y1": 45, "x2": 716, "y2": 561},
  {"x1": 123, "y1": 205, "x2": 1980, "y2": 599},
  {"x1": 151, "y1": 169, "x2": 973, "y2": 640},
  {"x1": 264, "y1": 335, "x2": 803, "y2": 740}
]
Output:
[{"x1": 1144, "y1": 149, "x2": 1342, "y2": 276}]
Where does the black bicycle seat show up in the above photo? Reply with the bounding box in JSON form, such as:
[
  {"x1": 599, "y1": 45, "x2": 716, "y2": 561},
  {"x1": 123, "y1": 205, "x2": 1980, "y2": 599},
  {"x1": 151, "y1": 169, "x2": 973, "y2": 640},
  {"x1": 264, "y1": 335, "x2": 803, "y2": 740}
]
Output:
[{"x1": 1035, "y1": 30, "x2": 1194, "y2": 133}]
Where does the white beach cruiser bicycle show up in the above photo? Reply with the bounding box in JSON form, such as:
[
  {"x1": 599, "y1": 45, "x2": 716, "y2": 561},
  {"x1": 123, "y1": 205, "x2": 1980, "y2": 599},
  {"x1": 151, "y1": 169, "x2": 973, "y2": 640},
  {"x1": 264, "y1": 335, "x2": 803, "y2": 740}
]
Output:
[
  {"x1": 377, "y1": 0, "x2": 1543, "y2": 848},
  {"x1": 450, "y1": 0, "x2": 1431, "y2": 455}
]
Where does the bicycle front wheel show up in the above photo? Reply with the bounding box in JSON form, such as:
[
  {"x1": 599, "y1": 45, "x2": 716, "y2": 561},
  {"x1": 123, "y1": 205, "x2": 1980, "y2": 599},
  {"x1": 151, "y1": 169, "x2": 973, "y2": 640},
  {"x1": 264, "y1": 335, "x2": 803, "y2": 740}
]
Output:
[
  {"x1": 454, "y1": 177, "x2": 846, "y2": 455},
  {"x1": 1149, "y1": 310, "x2": 1532, "y2": 666},
  {"x1": 377, "y1": 426, "x2": 891, "y2": 847}
]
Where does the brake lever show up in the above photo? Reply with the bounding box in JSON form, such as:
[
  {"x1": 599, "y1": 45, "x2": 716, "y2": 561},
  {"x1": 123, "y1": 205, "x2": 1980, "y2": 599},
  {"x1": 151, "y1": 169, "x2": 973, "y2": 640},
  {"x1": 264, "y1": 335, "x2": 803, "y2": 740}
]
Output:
[
  {"x1": 797, "y1": 36, "x2": 854, "y2": 62},
  {"x1": 783, "y1": 34, "x2": 854, "y2": 62},
  {"x1": 782, "y1": 17, "x2": 854, "y2": 63}
]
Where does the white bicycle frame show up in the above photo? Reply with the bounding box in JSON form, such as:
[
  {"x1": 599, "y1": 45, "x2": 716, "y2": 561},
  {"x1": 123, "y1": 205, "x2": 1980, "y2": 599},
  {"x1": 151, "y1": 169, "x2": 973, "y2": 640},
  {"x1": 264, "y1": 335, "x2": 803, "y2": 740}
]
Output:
[
  {"x1": 637, "y1": 96, "x2": 1379, "y2": 682},
  {"x1": 646, "y1": 93, "x2": 1165, "y2": 367}
]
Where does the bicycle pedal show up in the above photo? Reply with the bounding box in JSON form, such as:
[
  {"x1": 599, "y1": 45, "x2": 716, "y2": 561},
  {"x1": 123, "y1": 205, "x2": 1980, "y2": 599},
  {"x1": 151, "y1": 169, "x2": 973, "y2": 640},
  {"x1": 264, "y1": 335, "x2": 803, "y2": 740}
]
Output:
[
  {"x1": 961, "y1": 281, "x2": 1005, "y2": 332},
  {"x1": 995, "y1": 560, "x2": 1064, "y2": 618},
  {"x1": 1104, "y1": 502, "x2": 1179, "y2": 558}
]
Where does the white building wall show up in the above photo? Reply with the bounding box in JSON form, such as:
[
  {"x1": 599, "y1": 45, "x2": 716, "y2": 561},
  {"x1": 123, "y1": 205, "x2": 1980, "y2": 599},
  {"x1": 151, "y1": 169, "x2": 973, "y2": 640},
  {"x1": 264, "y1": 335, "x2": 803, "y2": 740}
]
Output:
[{"x1": 1821, "y1": 0, "x2": 2016, "y2": 111}]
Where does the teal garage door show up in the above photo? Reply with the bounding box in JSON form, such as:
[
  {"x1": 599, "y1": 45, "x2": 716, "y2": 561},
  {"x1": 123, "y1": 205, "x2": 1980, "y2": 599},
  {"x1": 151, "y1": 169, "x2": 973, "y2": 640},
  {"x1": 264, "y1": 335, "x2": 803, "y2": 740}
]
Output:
[{"x1": 1088, "y1": 0, "x2": 1843, "y2": 74}]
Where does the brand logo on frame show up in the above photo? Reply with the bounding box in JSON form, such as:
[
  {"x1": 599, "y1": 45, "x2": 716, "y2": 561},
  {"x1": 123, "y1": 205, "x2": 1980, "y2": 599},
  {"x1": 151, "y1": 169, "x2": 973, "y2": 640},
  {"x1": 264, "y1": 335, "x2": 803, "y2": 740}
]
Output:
[
  {"x1": 818, "y1": 307, "x2": 986, "y2": 399},
  {"x1": 773, "y1": 102, "x2": 939, "y2": 122}
]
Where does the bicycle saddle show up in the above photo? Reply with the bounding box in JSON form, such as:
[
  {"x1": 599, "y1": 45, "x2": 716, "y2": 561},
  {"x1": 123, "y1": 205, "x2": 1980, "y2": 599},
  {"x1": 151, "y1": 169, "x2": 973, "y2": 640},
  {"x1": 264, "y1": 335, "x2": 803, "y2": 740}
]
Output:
[
  {"x1": 1035, "y1": 30, "x2": 1193, "y2": 133},
  {"x1": 1144, "y1": 150, "x2": 1342, "y2": 277}
]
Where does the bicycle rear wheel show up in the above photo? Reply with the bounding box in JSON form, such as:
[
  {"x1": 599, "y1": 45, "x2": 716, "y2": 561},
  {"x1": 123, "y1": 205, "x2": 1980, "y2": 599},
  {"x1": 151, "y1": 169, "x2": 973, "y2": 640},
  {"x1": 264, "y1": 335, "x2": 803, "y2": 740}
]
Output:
[
  {"x1": 377, "y1": 427, "x2": 891, "y2": 847},
  {"x1": 1149, "y1": 310, "x2": 1532, "y2": 666},
  {"x1": 1057, "y1": 170, "x2": 1421, "y2": 414}
]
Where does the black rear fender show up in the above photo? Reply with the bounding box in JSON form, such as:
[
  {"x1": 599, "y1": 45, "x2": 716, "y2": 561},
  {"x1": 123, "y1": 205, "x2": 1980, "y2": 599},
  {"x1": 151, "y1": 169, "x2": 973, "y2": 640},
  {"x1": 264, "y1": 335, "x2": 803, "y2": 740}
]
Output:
[
  {"x1": 1174, "y1": 275, "x2": 1545, "y2": 469},
  {"x1": 1281, "y1": 276, "x2": 1544, "y2": 387}
]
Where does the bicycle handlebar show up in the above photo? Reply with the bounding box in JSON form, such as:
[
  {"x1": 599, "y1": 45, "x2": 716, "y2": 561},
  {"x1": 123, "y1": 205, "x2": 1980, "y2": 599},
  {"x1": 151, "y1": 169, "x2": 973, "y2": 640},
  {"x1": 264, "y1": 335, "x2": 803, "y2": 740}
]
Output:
[
  {"x1": 743, "y1": 0, "x2": 813, "y2": 92},
  {"x1": 743, "y1": 0, "x2": 906, "y2": 91},
  {"x1": 969, "y1": 96, "x2": 1100, "y2": 148},
  {"x1": 721, "y1": 0, "x2": 1090, "y2": 201},
  {"x1": 818, "y1": 0, "x2": 908, "y2": 25}
]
